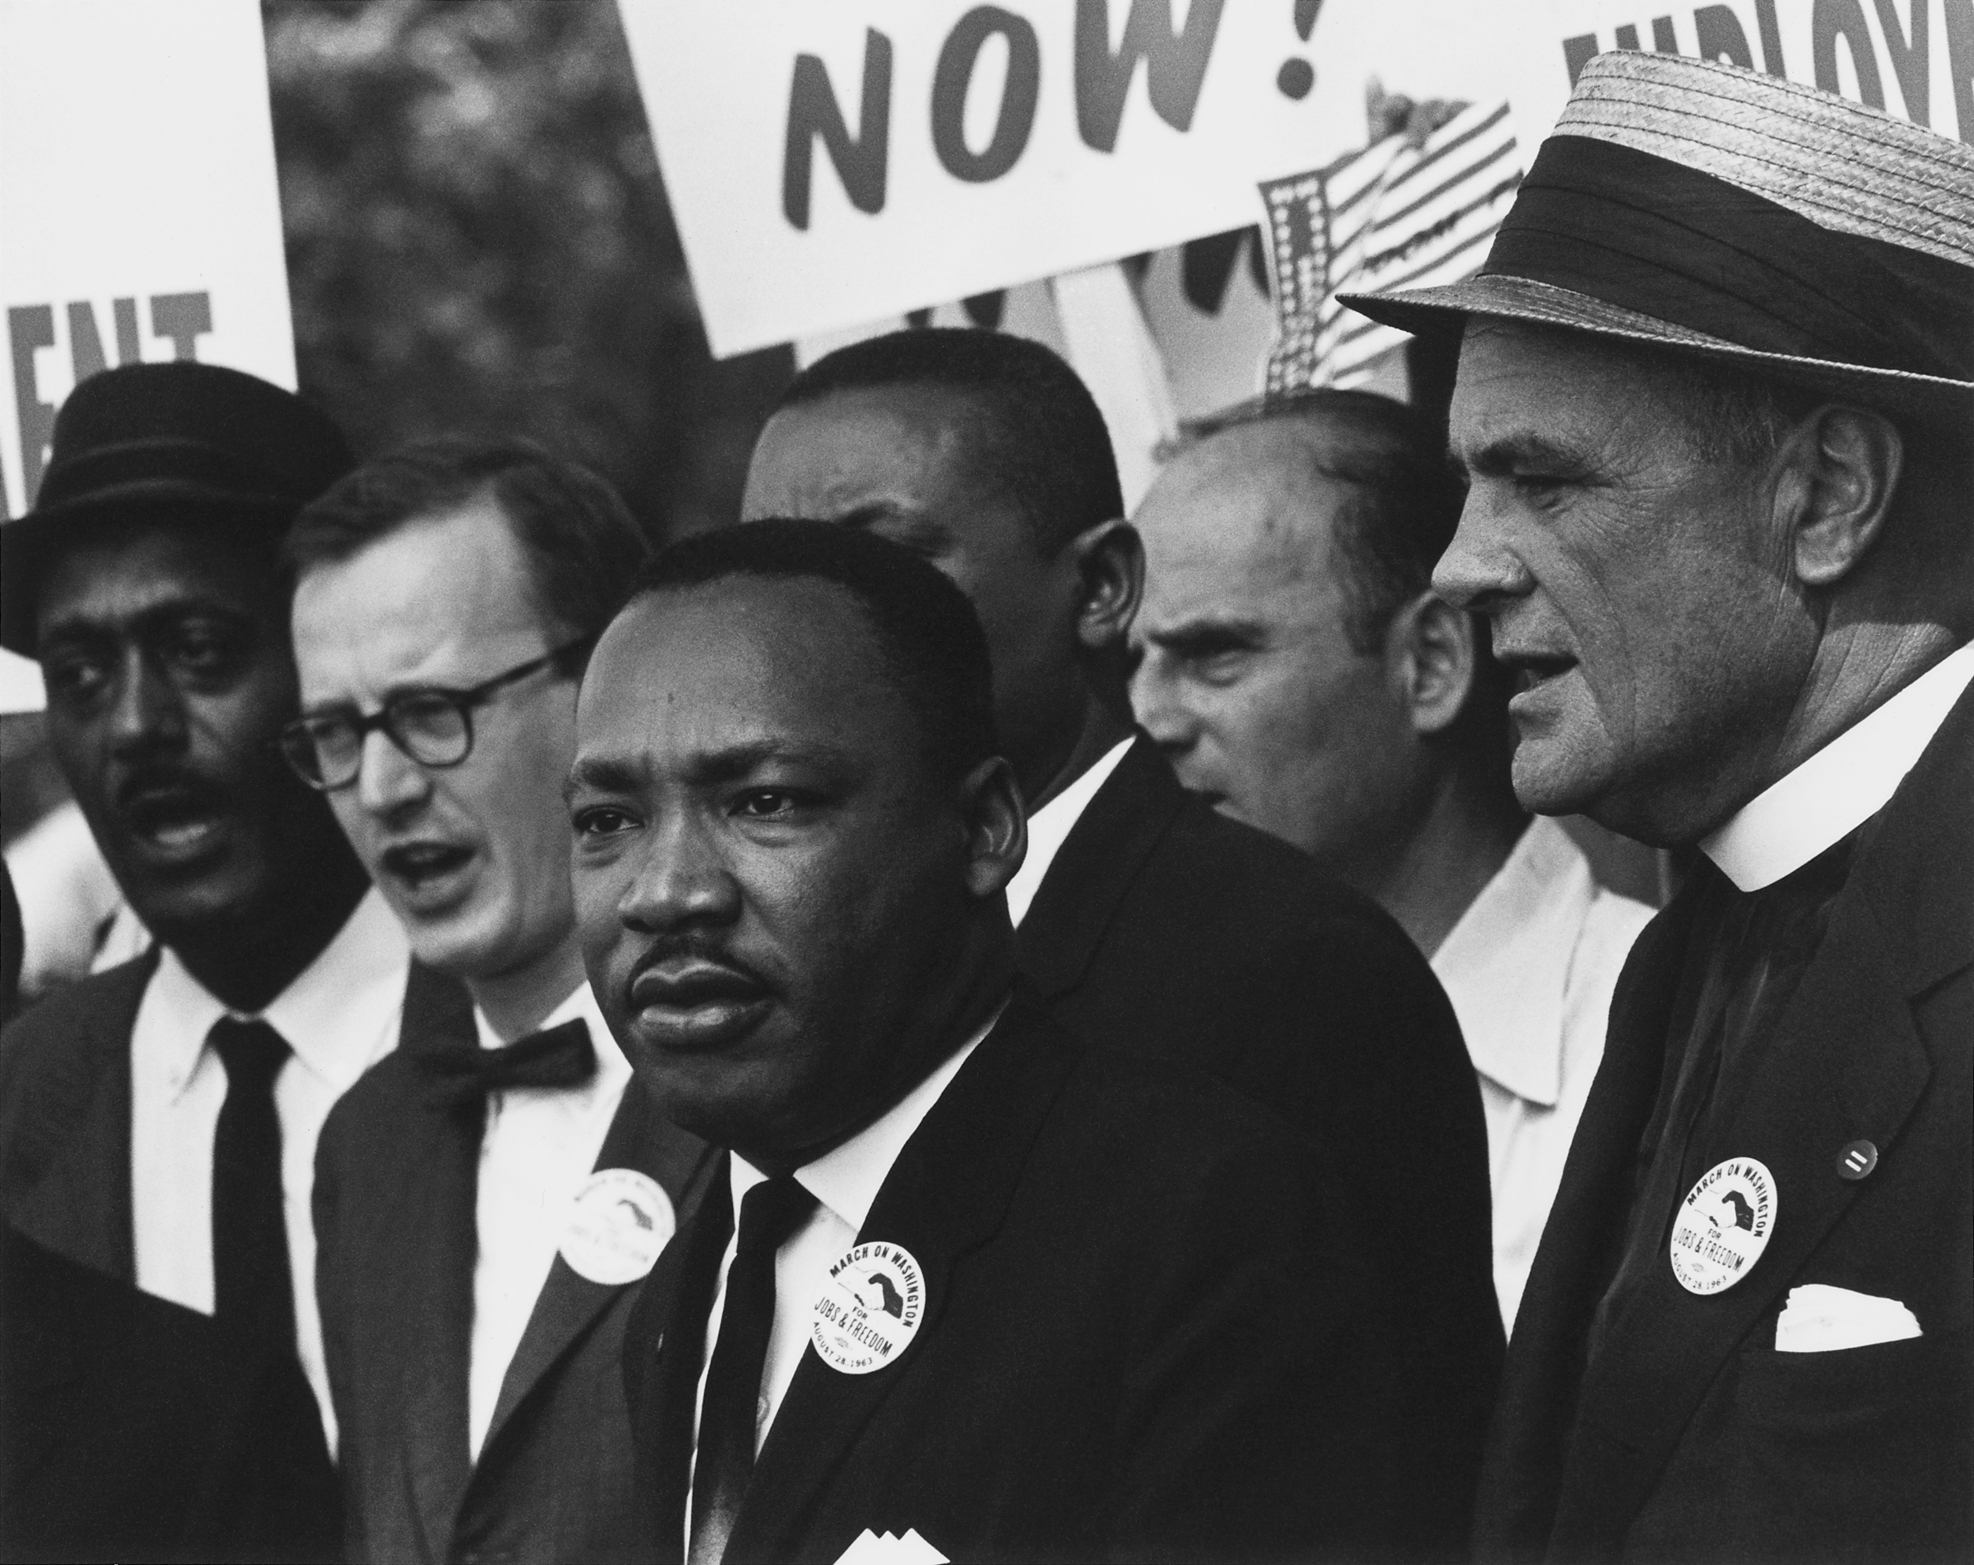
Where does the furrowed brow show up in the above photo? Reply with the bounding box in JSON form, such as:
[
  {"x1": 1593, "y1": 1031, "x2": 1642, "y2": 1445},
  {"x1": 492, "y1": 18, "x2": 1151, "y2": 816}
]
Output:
[
  {"x1": 1458, "y1": 433, "x2": 1590, "y2": 479},
  {"x1": 684, "y1": 738, "x2": 860, "y2": 783},
  {"x1": 565, "y1": 755, "x2": 645, "y2": 800},
  {"x1": 1148, "y1": 615, "x2": 1267, "y2": 652}
]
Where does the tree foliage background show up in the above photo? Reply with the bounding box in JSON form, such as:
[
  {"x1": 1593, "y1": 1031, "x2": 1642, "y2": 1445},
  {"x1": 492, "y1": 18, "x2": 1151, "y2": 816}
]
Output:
[{"x1": 262, "y1": 0, "x2": 791, "y2": 540}]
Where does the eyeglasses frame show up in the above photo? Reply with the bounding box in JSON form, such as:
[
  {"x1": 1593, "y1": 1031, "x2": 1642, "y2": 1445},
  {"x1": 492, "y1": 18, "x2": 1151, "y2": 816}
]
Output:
[{"x1": 279, "y1": 634, "x2": 595, "y2": 791}]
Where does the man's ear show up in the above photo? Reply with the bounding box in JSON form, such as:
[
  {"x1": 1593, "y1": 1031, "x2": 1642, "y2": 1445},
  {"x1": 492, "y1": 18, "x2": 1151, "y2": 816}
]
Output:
[
  {"x1": 1775, "y1": 405, "x2": 1904, "y2": 589},
  {"x1": 958, "y1": 755, "x2": 1027, "y2": 899},
  {"x1": 1385, "y1": 591, "x2": 1476, "y2": 737},
  {"x1": 1065, "y1": 518, "x2": 1144, "y2": 655}
]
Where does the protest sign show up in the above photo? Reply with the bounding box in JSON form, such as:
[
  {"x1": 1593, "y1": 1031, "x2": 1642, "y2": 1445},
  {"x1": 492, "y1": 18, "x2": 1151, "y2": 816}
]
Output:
[
  {"x1": 0, "y1": 0, "x2": 296, "y2": 520},
  {"x1": 626, "y1": 0, "x2": 1963, "y2": 366},
  {"x1": 617, "y1": 0, "x2": 1508, "y2": 356},
  {"x1": 1506, "y1": 0, "x2": 1971, "y2": 149}
]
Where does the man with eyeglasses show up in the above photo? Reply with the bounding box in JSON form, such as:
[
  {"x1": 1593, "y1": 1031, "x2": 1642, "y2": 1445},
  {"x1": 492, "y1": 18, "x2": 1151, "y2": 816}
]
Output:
[
  {"x1": 285, "y1": 437, "x2": 707, "y2": 1564},
  {"x1": 0, "y1": 361, "x2": 395, "y2": 1562}
]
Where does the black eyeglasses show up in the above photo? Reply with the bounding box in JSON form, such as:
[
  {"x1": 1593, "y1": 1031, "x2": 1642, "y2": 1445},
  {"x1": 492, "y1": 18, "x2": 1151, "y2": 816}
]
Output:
[{"x1": 279, "y1": 637, "x2": 593, "y2": 792}]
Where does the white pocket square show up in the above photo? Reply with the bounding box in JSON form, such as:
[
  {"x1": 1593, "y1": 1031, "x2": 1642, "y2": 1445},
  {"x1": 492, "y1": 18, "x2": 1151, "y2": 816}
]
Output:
[
  {"x1": 833, "y1": 1527, "x2": 949, "y2": 1564},
  {"x1": 1774, "y1": 1284, "x2": 1922, "y2": 1352}
]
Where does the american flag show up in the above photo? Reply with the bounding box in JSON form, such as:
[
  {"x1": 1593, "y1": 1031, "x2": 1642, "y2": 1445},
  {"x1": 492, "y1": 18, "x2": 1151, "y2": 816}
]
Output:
[{"x1": 1260, "y1": 100, "x2": 1521, "y2": 393}]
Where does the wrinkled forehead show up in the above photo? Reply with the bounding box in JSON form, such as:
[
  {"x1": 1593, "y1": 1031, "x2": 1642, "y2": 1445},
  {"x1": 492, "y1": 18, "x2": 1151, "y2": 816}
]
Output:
[
  {"x1": 751, "y1": 386, "x2": 1021, "y2": 524},
  {"x1": 1449, "y1": 317, "x2": 1691, "y2": 461},
  {"x1": 36, "y1": 512, "x2": 276, "y2": 634},
  {"x1": 577, "y1": 580, "x2": 921, "y2": 778}
]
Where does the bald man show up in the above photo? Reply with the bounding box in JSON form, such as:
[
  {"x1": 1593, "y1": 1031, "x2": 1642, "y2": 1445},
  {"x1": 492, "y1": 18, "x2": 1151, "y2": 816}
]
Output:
[{"x1": 1134, "y1": 389, "x2": 1652, "y2": 1327}]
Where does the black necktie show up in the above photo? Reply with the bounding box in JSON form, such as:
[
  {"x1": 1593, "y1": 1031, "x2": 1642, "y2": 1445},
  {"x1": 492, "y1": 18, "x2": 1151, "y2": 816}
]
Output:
[
  {"x1": 208, "y1": 1017, "x2": 296, "y2": 1354},
  {"x1": 689, "y1": 1176, "x2": 819, "y2": 1565},
  {"x1": 418, "y1": 1016, "x2": 597, "y2": 1112}
]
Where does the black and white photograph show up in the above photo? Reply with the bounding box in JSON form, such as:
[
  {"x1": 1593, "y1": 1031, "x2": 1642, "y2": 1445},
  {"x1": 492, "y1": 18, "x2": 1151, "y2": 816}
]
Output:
[{"x1": 0, "y1": 2, "x2": 1968, "y2": 1561}]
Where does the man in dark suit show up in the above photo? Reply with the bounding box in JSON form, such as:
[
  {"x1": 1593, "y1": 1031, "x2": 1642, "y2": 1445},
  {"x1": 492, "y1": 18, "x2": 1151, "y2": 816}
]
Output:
[
  {"x1": 1345, "y1": 50, "x2": 1974, "y2": 1560},
  {"x1": 579, "y1": 521, "x2": 1354, "y2": 1563},
  {"x1": 742, "y1": 327, "x2": 1499, "y2": 1557},
  {"x1": 284, "y1": 440, "x2": 707, "y2": 1562},
  {"x1": 0, "y1": 362, "x2": 390, "y2": 1561}
]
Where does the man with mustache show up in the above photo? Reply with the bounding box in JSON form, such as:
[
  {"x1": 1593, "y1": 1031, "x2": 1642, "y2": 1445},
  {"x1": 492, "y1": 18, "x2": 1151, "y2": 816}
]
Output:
[
  {"x1": 577, "y1": 520, "x2": 1344, "y2": 1563},
  {"x1": 0, "y1": 362, "x2": 398, "y2": 1560},
  {"x1": 1345, "y1": 52, "x2": 1974, "y2": 1559},
  {"x1": 285, "y1": 439, "x2": 707, "y2": 1563},
  {"x1": 741, "y1": 327, "x2": 1499, "y2": 1555}
]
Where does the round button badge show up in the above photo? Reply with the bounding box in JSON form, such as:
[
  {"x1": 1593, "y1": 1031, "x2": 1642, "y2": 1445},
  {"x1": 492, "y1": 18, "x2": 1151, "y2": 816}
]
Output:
[
  {"x1": 810, "y1": 1242, "x2": 925, "y2": 1375},
  {"x1": 1669, "y1": 1157, "x2": 1777, "y2": 1295},
  {"x1": 559, "y1": 1168, "x2": 674, "y2": 1285}
]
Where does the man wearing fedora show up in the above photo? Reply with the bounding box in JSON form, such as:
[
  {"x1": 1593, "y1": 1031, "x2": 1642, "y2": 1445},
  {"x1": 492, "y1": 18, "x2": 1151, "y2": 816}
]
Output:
[
  {"x1": 0, "y1": 361, "x2": 410, "y2": 1560},
  {"x1": 1347, "y1": 51, "x2": 1974, "y2": 1560}
]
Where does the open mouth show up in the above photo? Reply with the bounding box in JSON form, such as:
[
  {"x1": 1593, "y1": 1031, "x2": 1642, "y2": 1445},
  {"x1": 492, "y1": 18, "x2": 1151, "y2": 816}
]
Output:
[
  {"x1": 378, "y1": 841, "x2": 477, "y2": 911},
  {"x1": 119, "y1": 781, "x2": 230, "y2": 863},
  {"x1": 627, "y1": 956, "x2": 772, "y2": 1050},
  {"x1": 382, "y1": 841, "x2": 473, "y2": 886}
]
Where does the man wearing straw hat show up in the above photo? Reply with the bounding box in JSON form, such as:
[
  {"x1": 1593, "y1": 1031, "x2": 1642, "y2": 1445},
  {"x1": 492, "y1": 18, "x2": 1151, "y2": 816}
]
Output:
[{"x1": 1345, "y1": 51, "x2": 1973, "y2": 1561}]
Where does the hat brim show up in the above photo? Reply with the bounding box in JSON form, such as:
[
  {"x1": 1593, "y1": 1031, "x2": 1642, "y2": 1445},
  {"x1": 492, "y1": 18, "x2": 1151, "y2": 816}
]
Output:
[
  {"x1": 0, "y1": 484, "x2": 294, "y2": 657},
  {"x1": 1339, "y1": 274, "x2": 1974, "y2": 424}
]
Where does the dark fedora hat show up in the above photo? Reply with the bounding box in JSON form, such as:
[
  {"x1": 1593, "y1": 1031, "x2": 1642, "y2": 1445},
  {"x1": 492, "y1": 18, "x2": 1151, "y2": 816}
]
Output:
[
  {"x1": 1341, "y1": 52, "x2": 1974, "y2": 421},
  {"x1": 1, "y1": 361, "x2": 354, "y2": 655}
]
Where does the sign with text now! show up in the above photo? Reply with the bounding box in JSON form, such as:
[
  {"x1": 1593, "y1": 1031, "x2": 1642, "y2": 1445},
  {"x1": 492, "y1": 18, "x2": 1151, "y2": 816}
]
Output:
[{"x1": 616, "y1": 0, "x2": 1408, "y2": 357}]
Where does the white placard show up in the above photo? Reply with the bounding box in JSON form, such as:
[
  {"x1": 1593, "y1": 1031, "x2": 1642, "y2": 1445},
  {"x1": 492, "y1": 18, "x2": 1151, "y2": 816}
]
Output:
[
  {"x1": 0, "y1": 0, "x2": 297, "y2": 519},
  {"x1": 1502, "y1": 0, "x2": 1967, "y2": 153},
  {"x1": 618, "y1": 0, "x2": 1510, "y2": 357}
]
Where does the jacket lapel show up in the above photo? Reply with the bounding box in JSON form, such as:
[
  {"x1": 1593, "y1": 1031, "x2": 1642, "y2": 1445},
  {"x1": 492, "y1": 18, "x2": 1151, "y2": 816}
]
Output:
[
  {"x1": 1015, "y1": 735, "x2": 1180, "y2": 999},
  {"x1": 9, "y1": 950, "x2": 156, "y2": 1282},
  {"x1": 477, "y1": 1075, "x2": 710, "y2": 1460},
  {"x1": 1474, "y1": 891, "x2": 1700, "y2": 1558},
  {"x1": 1552, "y1": 681, "x2": 1974, "y2": 1554},
  {"x1": 388, "y1": 974, "x2": 481, "y2": 1565},
  {"x1": 726, "y1": 990, "x2": 1080, "y2": 1562},
  {"x1": 637, "y1": 1150, "x2": 737, "y2": 1565}
]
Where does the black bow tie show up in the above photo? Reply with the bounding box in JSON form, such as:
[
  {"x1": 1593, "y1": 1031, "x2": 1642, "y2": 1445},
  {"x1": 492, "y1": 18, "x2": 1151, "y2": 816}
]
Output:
[{"x1": 420, "y1": 1017, "x2": 597, "y2": 1110}]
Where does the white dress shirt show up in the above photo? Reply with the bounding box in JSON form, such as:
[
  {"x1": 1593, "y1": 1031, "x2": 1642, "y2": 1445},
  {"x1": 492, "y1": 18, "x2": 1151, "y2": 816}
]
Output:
[
  {"x1": 1700, "y1": 640, "x2": 1974, "y2": 891},
  {"x1": 1004, "y1": 736, "x2": 1134, "y2": 927},
  {"x1": 466, "y1": 979, "x2": 636, "y2": 1458},
  {"x1": 130, "y1": 887, "x2": 410, "y2": 1450},
  {"x1": 1430, "y1": 817, "x2": 1654, "y2": 1331},
  {"x1": 684, "y1": 1007, "x2": 1000, "y2": 1538}
]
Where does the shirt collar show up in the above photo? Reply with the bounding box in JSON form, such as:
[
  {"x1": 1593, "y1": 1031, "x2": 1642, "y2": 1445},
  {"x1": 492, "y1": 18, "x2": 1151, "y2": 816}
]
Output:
[
  {"x1": 1429, "y1": 816, "x2": 1593, "y2": 1107},
  {"x1": 1004, "y1": 736, "x2": 1136, "y2": 927},
  {"x1": 153, "y1": 888, "x2": 410, "y2": 1102},
  {"x1": 731, "y1": 1001, "x2": 1005, "y2": 1234},
  {"x1": 1701, "y1": 641, "x2": 1974, "y2": 892}
]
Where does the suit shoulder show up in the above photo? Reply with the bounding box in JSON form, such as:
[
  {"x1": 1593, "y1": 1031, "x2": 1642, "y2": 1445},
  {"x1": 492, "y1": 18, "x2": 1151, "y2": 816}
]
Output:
[
  {"x1": 0, "y1": 958, "x2": 151, "y2": 1107},
  {"x1": 0, "y1": 959, "x2": 151, "y2": 1209},
  {"x1": 1142, "y1": 798, "x2": 1421, "y2": 954},
  {"x1": 1, "y1": 956, "x2": 151, "y2": 1062},
  {"x1": 315, "y1": 1039, "x2": 425, "y2": 1170},
  {"x1": 1054, "y1": 1042, "x2": 1306, "y2": 1190}
]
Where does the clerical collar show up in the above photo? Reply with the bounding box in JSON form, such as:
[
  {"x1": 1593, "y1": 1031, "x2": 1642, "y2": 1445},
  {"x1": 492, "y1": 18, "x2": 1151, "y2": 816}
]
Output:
[{"x1": 1701, "y1": 641, "x2": 1974, "y2": 892}]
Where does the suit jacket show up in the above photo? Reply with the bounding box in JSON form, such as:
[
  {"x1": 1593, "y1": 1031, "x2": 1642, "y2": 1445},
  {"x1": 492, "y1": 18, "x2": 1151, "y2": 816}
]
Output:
[
  {"x1": 314, "y1": 969, "x2": 709, "y2": 1565},
  {"x1": 1474, "y1": 682, "x2": 1974, "y2": 1562},
  {"x1": 1017, "y1": 736, "x2": 1501, "y2": 1559},
  {"x1": 0, "y1": 951, "x2": 341, "y2": 1563},
  {"x1": 625, "y1": 987, "x2": 1355, "y2": 1565}
]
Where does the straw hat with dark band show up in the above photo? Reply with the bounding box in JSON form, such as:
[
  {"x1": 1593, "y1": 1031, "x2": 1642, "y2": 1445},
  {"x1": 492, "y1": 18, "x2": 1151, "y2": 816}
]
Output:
[
  {"x1": 1341, "y1": 51, "x2": 1974, "y2": 419},
  {"x1": 0, "y1": 362, "x2": 353, "y2": 655}
]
